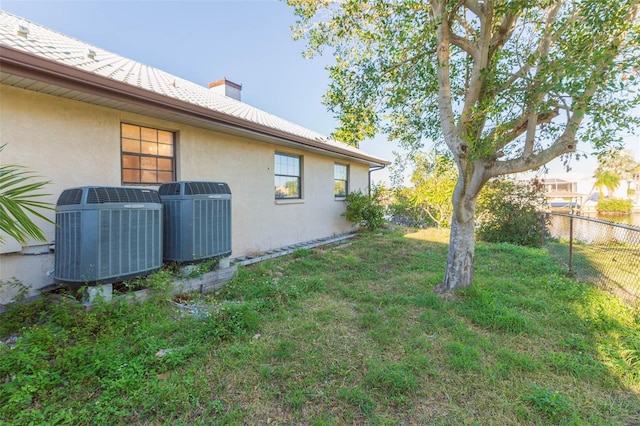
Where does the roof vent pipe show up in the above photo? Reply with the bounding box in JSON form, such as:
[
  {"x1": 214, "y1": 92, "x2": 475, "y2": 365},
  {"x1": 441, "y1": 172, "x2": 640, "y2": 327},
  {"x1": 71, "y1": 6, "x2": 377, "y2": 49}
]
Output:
[
  {"x1": 209, "y1": 77, "x2": 242, "y2": 101},
  {"x1": 16, "y1": 23, "x2": 29, "y2": 38}
]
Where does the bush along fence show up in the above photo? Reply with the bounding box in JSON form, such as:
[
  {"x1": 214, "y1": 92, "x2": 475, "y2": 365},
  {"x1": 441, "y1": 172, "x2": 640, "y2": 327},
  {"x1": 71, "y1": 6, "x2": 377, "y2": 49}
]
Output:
[{"x1": 543, "y1": 213, "x2": 640, "y2": 309}]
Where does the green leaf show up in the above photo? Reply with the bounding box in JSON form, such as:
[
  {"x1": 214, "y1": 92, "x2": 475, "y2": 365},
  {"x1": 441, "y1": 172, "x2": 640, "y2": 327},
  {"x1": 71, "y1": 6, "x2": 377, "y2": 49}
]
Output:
[{"x1": 0, "y1": 144, "x2": 55, "y2": 244}]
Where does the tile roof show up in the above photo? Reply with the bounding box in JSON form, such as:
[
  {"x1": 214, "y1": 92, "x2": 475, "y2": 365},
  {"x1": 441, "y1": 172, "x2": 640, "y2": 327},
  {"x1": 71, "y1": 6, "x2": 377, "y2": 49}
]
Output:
[{"x1": 0, "y1": 10, "x2": 386, "y2": 163}]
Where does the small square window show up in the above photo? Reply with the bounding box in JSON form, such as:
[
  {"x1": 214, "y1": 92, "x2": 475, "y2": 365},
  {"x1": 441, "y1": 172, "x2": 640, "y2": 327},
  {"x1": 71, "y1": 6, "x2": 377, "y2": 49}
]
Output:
[{"x1": 121, "y1": 123, "x2": 175, "y2": 184}]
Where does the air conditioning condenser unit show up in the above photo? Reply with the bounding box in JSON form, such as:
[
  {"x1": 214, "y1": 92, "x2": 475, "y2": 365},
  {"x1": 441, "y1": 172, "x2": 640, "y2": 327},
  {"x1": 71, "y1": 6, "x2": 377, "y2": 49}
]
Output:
[
  {"x1": 159, "y1": 181, "x2": 231, "y2": 263},
  {"x1": 54, "y1": 186, "x2": 163, "y2": 285}
]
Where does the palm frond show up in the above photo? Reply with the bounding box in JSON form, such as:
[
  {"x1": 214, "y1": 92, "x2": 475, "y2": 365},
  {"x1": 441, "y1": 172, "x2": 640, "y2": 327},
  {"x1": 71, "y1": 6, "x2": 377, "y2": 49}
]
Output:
[{"x1": 0, "y1": 144, "x2": 55, "y2": 244}]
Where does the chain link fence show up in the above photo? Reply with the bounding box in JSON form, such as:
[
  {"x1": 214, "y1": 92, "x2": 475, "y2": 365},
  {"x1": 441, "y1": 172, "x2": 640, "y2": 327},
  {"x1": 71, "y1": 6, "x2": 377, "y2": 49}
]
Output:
[{"x1": 543, "y1": 213, "x2": 640, "y2": 309}]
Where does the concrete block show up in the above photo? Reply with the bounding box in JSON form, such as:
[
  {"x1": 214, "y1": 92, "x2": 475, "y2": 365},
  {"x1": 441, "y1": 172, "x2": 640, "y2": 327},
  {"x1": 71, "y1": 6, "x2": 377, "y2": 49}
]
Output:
[
  {"x1": 84, "y1": 284, "x2": 113, "y2": 305},
  {"x1": 218, "y1": 257, "x2": 231, "y2": 269}
]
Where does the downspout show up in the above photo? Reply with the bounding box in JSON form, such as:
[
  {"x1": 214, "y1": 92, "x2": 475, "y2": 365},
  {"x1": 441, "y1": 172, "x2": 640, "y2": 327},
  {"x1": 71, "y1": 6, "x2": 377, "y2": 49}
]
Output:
[{"x1": 368, "y1": 165, "x2": 386, "y2": 195}]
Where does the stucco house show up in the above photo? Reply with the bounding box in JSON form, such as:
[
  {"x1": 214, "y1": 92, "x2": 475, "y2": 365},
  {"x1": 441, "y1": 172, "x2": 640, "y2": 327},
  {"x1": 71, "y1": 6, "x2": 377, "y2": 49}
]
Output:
[{"x1": 0, "y1": 10, "x2": 388, "y2": 303}]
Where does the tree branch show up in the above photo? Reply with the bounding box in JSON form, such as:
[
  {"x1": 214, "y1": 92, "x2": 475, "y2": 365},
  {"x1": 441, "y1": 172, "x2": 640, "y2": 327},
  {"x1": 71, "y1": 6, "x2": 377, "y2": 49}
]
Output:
[
  {"x1": 490, "y1": 0, "x2": 640, "y2": 177},
  {"x1": 488, "y1": 137, "x2": 576, "y2": 176},
  {"x1": 450, "y1": 32, "x2": 477, "y2": 57},
  {"x1": 488, "y1": 11, "x2": 520, "y2": 59},
  {"x1": 448, "y1": 0, "x2": 466, "y2": 22},
  {"x1": 464, "y1": 0, "x2": 485, "y2": 19},
  {"x1": 431, "y1": 0, "x2": 462, "y2": 154},
  {"x1": 493, "y1": 97, "x2": 590, "y2": 177},
  {"x1": 499, "y1": 3, "x2": 562, "y2": 93},
  {"x1": 453, "y1": 13, "x2": 477, "y2": 38},
  {"x1": 381, "y1": 49, "x2": 435, "y2": 78},
  {"x1": 523, "y1": 106, "x2": 537, "y2": 157},
  {"x1": 457, "y1": 0, "x2": 493, "y2": 137},
  {"x1": 488, "y1": 108, "x2": 559, "y2": 153}
]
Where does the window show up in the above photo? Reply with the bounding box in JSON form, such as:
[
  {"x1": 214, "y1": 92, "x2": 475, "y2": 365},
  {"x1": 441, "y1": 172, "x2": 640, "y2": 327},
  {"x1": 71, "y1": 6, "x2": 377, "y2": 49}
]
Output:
[
  {"x1": 121, "y1": 123, "x2": 175, "y2": 184},
  {"x1": 275, "y1": 153, "x2": 301, "y2": 199},
  {"x1": 334, "y1": 163, "x2": 349, "y2": 198}
]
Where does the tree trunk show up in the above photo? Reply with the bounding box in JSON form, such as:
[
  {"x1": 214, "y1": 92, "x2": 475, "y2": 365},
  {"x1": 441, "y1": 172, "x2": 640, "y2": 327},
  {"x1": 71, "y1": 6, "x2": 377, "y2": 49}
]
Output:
[{"x1": 439, "y1": 197, "x2": 477, "y2": 292}]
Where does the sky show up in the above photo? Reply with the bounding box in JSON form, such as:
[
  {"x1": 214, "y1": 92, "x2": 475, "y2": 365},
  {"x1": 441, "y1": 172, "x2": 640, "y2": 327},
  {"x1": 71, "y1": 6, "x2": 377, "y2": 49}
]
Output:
[
  {"x1": 2, "y1": 0, "x2": 638, "y2": 184},
  {"x1": 1, "y1": 0, "x2": 398, "y2": 179}
]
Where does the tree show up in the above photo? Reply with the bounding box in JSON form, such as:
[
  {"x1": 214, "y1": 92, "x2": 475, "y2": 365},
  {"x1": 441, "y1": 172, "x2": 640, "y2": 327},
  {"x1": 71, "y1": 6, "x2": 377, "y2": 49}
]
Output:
[
  {"x1": 289, "y1": 0, "x2": 640, "y2": 291},
  {"x1": 593, "y1": 169, "x2": 621, "y2": 198},
  {"x1": 386, "y1": 152, "x2": 456, "y2": 228},
  {"x1": 408, "y1": 151, "x2": 457, "y2": 228},
  {"x1": 0, "y1": 145, "x2": 54, "y2": 244},
  {"x1": 598, "y1": 148, "x2": 638, "y2": 178},
  {"x1": 595, "y1": 148, "x2": 639, "y2": 196}
]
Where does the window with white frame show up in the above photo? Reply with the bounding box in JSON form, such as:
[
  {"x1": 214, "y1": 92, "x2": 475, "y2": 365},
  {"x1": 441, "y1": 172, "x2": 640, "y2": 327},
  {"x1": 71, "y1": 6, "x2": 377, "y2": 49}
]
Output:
[
  {"x1": 275, "y1": 153, "x2": 301, "y2": 199},
  {"x1": 334, "y1": 163, "x2": 349, "y2": 198}
]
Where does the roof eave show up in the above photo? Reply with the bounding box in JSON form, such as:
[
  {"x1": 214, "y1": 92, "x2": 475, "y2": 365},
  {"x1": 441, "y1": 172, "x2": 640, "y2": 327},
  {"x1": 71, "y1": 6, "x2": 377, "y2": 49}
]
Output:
[{"x1": 0, "y1": 45, "x2": 389, "y2": 167}]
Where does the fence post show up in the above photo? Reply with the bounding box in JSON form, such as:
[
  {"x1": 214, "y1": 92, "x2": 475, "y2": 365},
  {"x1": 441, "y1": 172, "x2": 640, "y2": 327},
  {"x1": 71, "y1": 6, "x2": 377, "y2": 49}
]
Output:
[{"x1": 568, "y1": 215, "x2": 574, "y2": 274}]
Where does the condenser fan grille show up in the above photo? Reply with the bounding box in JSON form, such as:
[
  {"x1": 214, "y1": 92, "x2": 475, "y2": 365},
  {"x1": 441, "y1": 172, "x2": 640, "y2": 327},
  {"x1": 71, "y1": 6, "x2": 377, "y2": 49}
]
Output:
[
  {"x1": 56, "y1": 188, "x2": 83, "y2": 206},
  {"x1": 185, "y1": 181, "x2": 231, "y2": 195},
  {"x1": 86, "y1": 187, "x2": 160, "y2": 204},
  {"x1": 158, "y1": 183, "x2": 181, "y2": 196}
]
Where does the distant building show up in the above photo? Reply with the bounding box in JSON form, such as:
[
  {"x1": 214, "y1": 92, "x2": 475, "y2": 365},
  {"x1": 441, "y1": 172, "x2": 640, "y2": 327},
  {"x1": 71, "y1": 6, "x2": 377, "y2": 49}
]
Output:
[{"x1": 539, "y1": 172, "x2": 638, "y2": 213}]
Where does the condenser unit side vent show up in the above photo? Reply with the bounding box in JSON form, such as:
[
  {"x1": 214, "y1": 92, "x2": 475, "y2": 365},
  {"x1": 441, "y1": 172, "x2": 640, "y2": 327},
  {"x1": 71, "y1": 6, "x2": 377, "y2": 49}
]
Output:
[
  {"x1": 97, "y1": 208, "x2": 162, "y2": 278},
  {"x1": 54, "y1": 210, "x2": 82, "y2": 280},
  {"x1": 162, "y1": 199, "x2": 185, "y2": 260},
  {"x1": 192, "y1": 197, "x2": 232, "y2": 259}
]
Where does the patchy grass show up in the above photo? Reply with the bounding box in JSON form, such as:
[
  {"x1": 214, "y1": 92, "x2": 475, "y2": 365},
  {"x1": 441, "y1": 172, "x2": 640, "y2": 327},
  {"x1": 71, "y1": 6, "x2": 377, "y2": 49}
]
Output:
[
  {"x1": 1, "y1": 227, "x2": 639, "y2": 425},
  {"x1": 547, "y1": 240, "x2": 640, "y2": 308}
]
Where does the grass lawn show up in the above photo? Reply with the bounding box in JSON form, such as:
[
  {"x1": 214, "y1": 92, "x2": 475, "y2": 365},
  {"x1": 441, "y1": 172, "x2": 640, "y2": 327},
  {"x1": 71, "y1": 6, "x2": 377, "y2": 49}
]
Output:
[{"x1": 1, "y1": 227, "x2": 639, "y2": 425}]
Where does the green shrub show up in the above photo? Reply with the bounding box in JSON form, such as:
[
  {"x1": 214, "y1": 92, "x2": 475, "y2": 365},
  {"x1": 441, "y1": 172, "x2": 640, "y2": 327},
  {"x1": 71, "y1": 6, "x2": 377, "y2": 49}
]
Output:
[
  {"x1": 342, "y1": 189, "x2": 385, "y2": 231},
  {"x1": 387, "y1": 189, "x2": 437, "y2": 228},
  {"x1": 596, "y1": 197, "x2": 633, "y2": 213},
  {"x1": 477, "y1": 179, "x2": 548, "y2": 247}
]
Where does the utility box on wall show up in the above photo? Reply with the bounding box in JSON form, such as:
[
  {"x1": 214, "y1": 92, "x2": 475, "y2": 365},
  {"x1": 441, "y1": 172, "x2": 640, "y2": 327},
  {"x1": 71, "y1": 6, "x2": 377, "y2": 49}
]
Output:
[
  {"x1": 158, "y1": 181, "x2": 232, "y2": 263},
  {"x1": 54, "y1": 186, "x2": 163, "y2": 285}
]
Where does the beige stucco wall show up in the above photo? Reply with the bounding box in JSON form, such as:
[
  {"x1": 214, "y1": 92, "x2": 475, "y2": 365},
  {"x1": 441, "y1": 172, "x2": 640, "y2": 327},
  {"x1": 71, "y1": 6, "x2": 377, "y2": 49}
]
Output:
[{"x1": 0, "y1": 85, "x2": 372, "y2": 301}]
